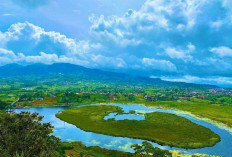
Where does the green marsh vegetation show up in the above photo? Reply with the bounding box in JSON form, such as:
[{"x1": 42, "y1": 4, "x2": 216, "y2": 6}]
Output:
[
  {"x1": 144, "y1": 101, "x2": 232, "y2": 128},
  {"x1": 56, "y1": 105, "x2": 220, "y2": 149}
]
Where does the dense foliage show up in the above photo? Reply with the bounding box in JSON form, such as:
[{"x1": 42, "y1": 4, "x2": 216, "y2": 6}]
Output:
[
  {"x1": 0, "y1": 100, "x2": 9, "y2": 110},
  {"x1": 131, "y1": 141, "x2": 172, "y2": 157},
  {"x1": 58, "y1": 142, "x2": 134, "y2": 157},
  {"x1": 0, "y1": 112, "x2": 60, "y2": 157}
]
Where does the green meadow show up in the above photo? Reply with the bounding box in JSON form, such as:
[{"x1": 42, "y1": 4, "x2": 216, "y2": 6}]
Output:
[{"x1": 56, "y1": 105, "x2": 220, "y2": 149}]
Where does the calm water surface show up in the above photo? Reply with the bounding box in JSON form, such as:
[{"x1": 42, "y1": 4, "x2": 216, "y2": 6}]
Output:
[{"x1": 14, "y1": 103, "x2": 232, "y2": 157}]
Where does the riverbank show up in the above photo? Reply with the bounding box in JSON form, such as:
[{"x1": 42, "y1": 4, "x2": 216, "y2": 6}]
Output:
[{"x1": 56, "y1": 105, "x2": 220, "y2": 149}]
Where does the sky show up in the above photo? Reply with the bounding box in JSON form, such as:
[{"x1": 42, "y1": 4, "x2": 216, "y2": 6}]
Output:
[{"x1": 0, "y1": 0, "x2": 232, "y2": 86}]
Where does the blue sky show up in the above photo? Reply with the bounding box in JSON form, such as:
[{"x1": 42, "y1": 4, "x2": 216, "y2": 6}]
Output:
[{"x1": 0, "y1": 0, "x2": 232, "y2": 86}]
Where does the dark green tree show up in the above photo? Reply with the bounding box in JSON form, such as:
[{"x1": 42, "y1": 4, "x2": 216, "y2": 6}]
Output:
[
  {"x1": 131, "y1": 141, "x2": 172, "y2": 157},
  {"x1": 0, "y1": 112, "x2": 60, "y2": 157},
  {"x1": 0, "y1": 100, "x2": 10, "y2": 110}
]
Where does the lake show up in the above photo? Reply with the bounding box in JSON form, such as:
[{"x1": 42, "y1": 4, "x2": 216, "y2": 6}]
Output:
[{"x1": 14, "y1": 103, "x2": 232, "y2": 157}]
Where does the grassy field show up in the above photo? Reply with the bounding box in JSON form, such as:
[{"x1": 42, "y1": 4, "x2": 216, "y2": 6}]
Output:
[
  {"x1": 17, "y1": 97, "x2": 60, "y2": 107},
  {"x1": 56, "y1": 105, "x2": 220, "y2": 149},
  {"x1": 143, "y1": 101, "x2": 232, "y2": 128}
]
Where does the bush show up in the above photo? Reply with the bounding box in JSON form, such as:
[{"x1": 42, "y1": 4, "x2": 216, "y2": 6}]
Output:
[{"x1": 56, "y1": 142, "x2": 74, "y2": 156}]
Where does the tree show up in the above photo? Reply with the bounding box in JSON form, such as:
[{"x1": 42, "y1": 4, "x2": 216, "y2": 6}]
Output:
[
  {"x1": 131, "y1": 144, "x2": 143, "y2": 156},
  {"x1": 0, "y1": 100, "x2": 10, "y2": 110},
  {"x1": 131, "y1": 141, "x2": 172, "y2": 157},
  {"x1": 0, "y1": 112, "x2": 60, "y2": 157}
]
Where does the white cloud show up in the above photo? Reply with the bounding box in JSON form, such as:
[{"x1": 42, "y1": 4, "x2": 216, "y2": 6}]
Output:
[
  {"x1": 0, "y1": 22, "x2": 105, "y2": 66},
  {"x1": 210, "y1": 46, "x2": 232, "y2": 57},
  {"x1": 0, "y1": 48, "x2": 16, "y2": 57},
  {"x1": 0, "y1": 49, "x2": 89, "y2": 66},
  {"x1": 210, "y1": 20, "x2": 223, "y2": 28},
  {"x1": 142, "y1": 57, "x2": 176, "y2": 71},
  {"x1": 89, "y1": 14, "x2": 143, "y2": 47},
  {"x1": 91, "y1": 55, "x2": 127, "y2": 68},
  {"x1": 2, "y1": 13, "x2": 13, "y2": 16},
  {"x1": 85, "y1": 0, "x2": 232, "y2": 80},
  {"x1": 0, "y1": 48, "x2": 17, "y2": 65},
  {"x1": 187, "y1": 43, "x2": 195, "y2": 52},
  {"x1": 164, "y1": 43, "x2": 195, "y2": 60},
  {"x1": 165, "y1": 47, "x2": 191, "y2": 59},
  {"x1": 0, "y1": 22, "x2": 128, "y2": 68},
  {"x1": 18, "y1": 52, "x2": 89, "y2": 65},
  {"x1": 160, "y1": 75, "x2": 232, "y2": 86},
  {"x1": 0, "y1": 31, "x2": 7, "y2": 47},
  {"x1": 5, "y1": 22, "x2": 81, "y2": 56}
]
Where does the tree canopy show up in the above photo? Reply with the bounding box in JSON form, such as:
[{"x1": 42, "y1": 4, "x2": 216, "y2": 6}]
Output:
[
  {"x1": 0, "y1": 100, "x2": 9, "y2": 110},
  {"x1": 131, "y1": 141, "x2": 172, "y2": 157},
  {"x1": 0, "y1": 112, "x2": 60, "y2": 157}
]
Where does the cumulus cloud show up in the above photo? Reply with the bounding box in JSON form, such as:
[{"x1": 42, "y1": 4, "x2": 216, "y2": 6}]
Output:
[
  {"x1": 142, "y1": 58, "x2": 176, "y2": 71},
  {"x1": 210, "y1": 46, "x2": 232, "y2": 57},
  {"x1": 0, "y1": 22, "x2": 99, "y2": 67},
  {"x1": 0, "y1": 48, "x2": 87, "y2": 66},
  {"x1": 0, "y1": 48, "x2": 15, "y2": 57},
  {"x1": 0, "y1": 48, "x2": 17, "y2": 65},
  {"x1": 0, "y1": 22, "x2": 131, "y2": 70},
  {"x1": 163, "y1": 43, "x2": 195, "y2": 61},
  {"x1": 87, "y1": 0, "x2": 232, "y2": 78},
  {"x1": 92, "y1": 55, "x2": 127, "y2": 69},
  {"x1": 4, "y1": 22, "x2": 81, "y2": 56},
  {"x1": 89, "y1": 0, "x2": 209, "y2": 47},
  {"x1": 165, "y1": 47, "x2": 192, "y2": 60}
]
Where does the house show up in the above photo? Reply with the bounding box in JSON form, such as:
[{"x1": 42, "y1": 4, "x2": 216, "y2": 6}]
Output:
[{"x1": 198, "y1": 95, "x2": 205, "y2": 98}]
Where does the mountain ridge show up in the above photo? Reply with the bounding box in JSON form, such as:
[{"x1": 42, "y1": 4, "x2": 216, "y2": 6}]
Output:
[{"x1": 0, "y1": 63, "x2": 216, "y2": 88}]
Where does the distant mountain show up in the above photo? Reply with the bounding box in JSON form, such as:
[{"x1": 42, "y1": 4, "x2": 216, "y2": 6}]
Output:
[
  {"x1": 0, "y1": 63, "x2": 216, "y2": 88},
  {"x1": 0, "y1": 63, "x2": 128, "y2": 80},
  {"x1": 0, "y1": 63, "x2": 24, "y2": 73}
]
